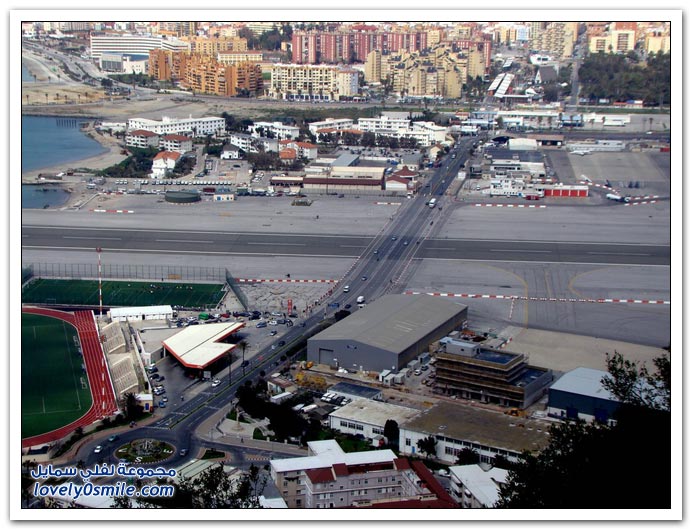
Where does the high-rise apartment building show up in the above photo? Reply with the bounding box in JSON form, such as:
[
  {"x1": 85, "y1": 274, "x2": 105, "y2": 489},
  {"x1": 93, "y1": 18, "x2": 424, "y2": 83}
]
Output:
[
  {"x1": 291, "y1": 29, "x2": 428, "y2": 64},
  {"x1": 270, "y1": 64, "x2": 360, "y2": 100}
]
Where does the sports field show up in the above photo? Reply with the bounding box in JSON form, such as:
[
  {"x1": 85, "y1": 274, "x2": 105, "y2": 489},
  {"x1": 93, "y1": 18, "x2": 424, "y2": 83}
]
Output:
[
  {"x1": 22, "y1": 313, "x2": 93, "y2": 439},
  {"x1": 21, "y1": 279, "x2": 226, "y2": 308}
]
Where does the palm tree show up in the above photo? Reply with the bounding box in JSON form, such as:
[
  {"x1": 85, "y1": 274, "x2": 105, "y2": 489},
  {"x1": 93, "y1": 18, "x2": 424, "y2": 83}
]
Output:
[{"x1": 238, "y1": 340, "x2": 249, "y2": 375}]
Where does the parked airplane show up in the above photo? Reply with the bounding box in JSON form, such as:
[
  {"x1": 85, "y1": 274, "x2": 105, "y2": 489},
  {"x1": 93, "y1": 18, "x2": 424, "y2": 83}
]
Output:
[
  {"x1": 570, "y1": 149, "x2": 592, "y2": 156},
  {"x1": 606, "y1": 193, "x2": 631, "y2": 203}
]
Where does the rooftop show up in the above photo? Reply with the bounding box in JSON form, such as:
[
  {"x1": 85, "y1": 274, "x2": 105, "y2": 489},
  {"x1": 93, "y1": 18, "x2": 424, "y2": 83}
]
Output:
[
  {"x1": 162, "y1": 322, "x2": 244, "y2": 369},
  {"x1": 400, "y1": 401, "x2": 550, "y2": 455},
  {"x1": 309, "y1": 295, "x2": 467, "y2": 355},
  {"x1": 329, "y1": 382, "x2": 382, "y2": 399},
  {"x1": 448, "y1": 464, "x2": 508, "y2": 507},
  {"x1": 328, "y1": 398, "x2": 421, "y2": 426},
  {"x1": 549, "y1": 367, "x2": 619, "y2": 401}
]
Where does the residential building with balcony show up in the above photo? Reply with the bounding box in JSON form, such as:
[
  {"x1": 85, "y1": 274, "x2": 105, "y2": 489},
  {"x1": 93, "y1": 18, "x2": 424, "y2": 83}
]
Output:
[
  {"x1": 125, "y1": 129, "x2": 159, "y2": 149},
  {"x1": 269, "y1": 440, "x2": 456, "y2": 509},
  {"x1": 160, "y1": 134, "x2": 193, "y2": 154}
]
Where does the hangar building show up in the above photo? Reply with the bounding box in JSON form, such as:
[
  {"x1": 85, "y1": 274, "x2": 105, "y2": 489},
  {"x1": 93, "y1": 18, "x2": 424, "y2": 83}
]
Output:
[{"x1": 307, "y1": 294, "x2": 468, "y2": 373}]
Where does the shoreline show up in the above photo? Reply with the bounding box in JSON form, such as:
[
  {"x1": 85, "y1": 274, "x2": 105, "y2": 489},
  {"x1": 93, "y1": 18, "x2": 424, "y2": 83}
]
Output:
[{"x1": 21, "y1": 119, "x2": 127, "y2": 180}]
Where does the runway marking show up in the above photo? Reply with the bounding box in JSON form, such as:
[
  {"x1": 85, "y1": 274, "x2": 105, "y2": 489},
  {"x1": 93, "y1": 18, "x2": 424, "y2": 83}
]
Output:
[
  {"x1": 587, "y1": 252, "x2": 650, "y2": 256},
  {"x1": 404, "y1": 291, "x2": 670, "y2": 305},
  {"x1": 426, "y1": 247, "x2": 455, "y2": 250},
  {"x1": 490, "y1": 249, "x2": 551, "y2": 253},
  {"x1": 63, "y1": 236, "x2": 122, "y2": 240},
  {"x1": 156, "y1": 239, "x2": 215, "y2": 243},
  {"x1": 247, "y1": 242, "x2": 305, "y2": 246}
]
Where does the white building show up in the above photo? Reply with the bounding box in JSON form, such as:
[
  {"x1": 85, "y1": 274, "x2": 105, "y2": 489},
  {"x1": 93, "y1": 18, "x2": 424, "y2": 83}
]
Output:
[
  {"x1": 127, "y1": 116, "x2": 225, "y2": 138},
  {"x1": 448, "y1": 464, "x2": 508, "y2": 508},
  {"x1": 109, "y1": 305, "x2": 174, "y2": 322},
  {"x1": 399, "y1": 401, "x2": 550, "y2": 465},
  {"x1": 308, "y1": 118, "x2": 355, "y2": 137},
  {"x1": 358, "y1": 115, "x2": 411, "y2": 134},
  {"x1": 90, "y1": 33, "x2": 189, "y2": 62},
  {"x1": 151, "y1": 151, "x2": 181, "y2": 178},
  {"x1": 248, "y1": 121, "x2": 300, "y2": 141},
  {"x1": 125, "y1": 129, "x2": 159, "y2": 149},
  {"x1": 328, "y1": 398, "x2": 421, "y2": 445}
]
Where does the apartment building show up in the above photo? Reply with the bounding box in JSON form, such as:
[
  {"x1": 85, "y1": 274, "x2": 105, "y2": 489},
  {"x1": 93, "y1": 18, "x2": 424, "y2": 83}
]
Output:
[
  {"x1": 588, "y1": 27, "x2": 636, "y2": 54},
  {"x1": 127, "y1": 116, "x2": 225, "y2": 137},
  {"x1": 181, "y1": 35, "x2": 248, "y2": 54},
  {"x1": 90, "y1": 33, "x2": 189, "y2": 62},
  {"x1": 269, "y1": 64, "x2": 360, "y2": 101},
  {"x1": 449, "y1": 464, "x2": 508, "y2": 508},
  {"x1": 248, "y1": 121, "x2": 300, "y2": 141},
  {"x1": 270, "y1": 440, "x2": 456, "y2": 509},
  {"x1": 217, "y1": 51, "x2": 263, "y2": 65},
  {"x1": 645, "y1": 30, "x2": 671, "y2": 55},
  {"x1": 307, "y1": 118, "x2": 355, "y2": 137},
  {"x1": 125, "y1": 129, "x2": 159, "y2": 149},
  {"x1": 148, "y1": 50, "x2": 263, "y2": 97},
  {"x1": 160, "y1": 134, "x2": 193, "y2": 154},
  {"x1": 291, "y1": 29, "x2": 428, "y2": 65},
  {"x1": 530, "y1": 22, "x2": 577, "y2": 59}
]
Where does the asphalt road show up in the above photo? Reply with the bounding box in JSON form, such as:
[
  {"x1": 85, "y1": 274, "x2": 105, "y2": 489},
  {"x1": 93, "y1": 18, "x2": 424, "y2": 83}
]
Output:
[{"x1": 21, "y1": 226, "x2": 671, "y2": 266}]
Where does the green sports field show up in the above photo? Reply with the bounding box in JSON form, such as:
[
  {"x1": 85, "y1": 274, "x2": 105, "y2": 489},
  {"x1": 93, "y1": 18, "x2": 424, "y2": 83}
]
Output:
[
  {"x1": 21, "y1": 279, "x2": 226, "y2": 308},
  {"x1": 21, "y1": 313, "x2": 93, "y2": 439}
]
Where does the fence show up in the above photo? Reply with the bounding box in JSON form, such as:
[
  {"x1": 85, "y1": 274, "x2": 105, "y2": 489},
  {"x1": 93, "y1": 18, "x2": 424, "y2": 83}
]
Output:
[
  {"x1": 24, "y1": 263, "x2": 227, "y2": 283},
  {"x1": 225, "y1": 270, "x2": 249, "y2": 311},
  {"x1": 22, "y1": 266, "x2": 34, "y2": 285}
]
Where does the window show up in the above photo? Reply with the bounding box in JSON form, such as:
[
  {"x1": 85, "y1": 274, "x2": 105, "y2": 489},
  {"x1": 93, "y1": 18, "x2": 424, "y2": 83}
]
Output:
[
  {"x1": 405, "y1": 438, "x2": 411, "y2": 446},
  {"x1": 372, "y1": 427, "x2": 384, "y2": 435}
]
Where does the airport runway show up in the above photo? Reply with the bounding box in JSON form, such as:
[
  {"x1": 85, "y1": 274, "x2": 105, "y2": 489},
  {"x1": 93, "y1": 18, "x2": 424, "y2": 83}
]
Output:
[{"x1": 21, "y1": 225, "x2": 670, "y2": 266}]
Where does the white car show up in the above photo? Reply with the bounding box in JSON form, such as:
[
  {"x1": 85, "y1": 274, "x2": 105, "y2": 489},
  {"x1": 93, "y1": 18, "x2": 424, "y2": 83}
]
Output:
[
  {"x1": 211, "y1": 379, "x2": 221, "y2": 387},
  {"x1": 268, "y1": 320, "x2": 278, "y2": 326},
  {"x1": 93, "y1": 445, "x2": 103, "y2": 454}
]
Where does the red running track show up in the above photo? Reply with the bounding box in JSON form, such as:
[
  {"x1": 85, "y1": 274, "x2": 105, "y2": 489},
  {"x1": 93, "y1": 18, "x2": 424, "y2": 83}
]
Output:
[{"x1": 22, "y1": 307, "x2": 119, "y2": 448}]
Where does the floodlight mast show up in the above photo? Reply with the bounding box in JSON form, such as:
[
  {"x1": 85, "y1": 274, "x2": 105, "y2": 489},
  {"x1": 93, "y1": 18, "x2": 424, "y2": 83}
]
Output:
[{"x1": 96, "y1": 247, "x2": 103, "y2": 317}]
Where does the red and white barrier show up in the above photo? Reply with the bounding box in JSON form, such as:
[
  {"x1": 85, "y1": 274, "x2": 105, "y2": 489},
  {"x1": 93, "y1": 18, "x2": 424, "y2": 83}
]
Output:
[{"x1": 404, "y1": 291, "x2": 670, "y2": 305}]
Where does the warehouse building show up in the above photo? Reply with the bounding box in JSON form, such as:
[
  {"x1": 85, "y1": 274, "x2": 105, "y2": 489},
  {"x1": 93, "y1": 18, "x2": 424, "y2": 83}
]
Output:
[
  {"x1": 307, "y1": 295, "x2": 468, "y2": 373},
  {"x1": 547, "y1": 367, "x2": 620, "y2": 425}
]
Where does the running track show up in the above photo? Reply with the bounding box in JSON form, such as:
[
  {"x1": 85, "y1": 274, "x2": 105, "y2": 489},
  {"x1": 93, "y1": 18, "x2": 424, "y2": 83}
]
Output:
[{"x1": 22, "y1": 307, "x2": 119, "y2": 448}]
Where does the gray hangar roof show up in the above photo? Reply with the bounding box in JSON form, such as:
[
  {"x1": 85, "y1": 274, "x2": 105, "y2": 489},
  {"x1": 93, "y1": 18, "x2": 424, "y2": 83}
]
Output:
[{"x1": 309, "y1": 294, "x2": 467, "y2": 354}]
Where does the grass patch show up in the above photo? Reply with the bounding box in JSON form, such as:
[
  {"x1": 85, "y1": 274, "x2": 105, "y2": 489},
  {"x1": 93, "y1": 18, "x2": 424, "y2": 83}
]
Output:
[
  {"x1": 22, "y1": 279, "x2": 225, "y2": 308},
  {"x1": 21, "y1": 313, "x2": 93, "y2": 439}
]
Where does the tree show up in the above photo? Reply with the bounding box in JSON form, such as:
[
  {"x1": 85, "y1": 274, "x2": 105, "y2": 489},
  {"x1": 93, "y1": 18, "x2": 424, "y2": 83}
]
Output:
[
  {"x1": 416, "y1": 435, "x2": 437, "y2": 458},
  {"x1": 455, "y1": 448, "x2": 480, "y2": 466},
  {"x1": 496, "y1": 351, "x2": 672, "y2": 509},
  {"x1": 123, "y1": 392, "x2": 140, "y2": 420},
  {"x1": 238, "y1": 339, "x2": 248, "y2": 374},
  {"x1": 383, "y1": 419, "x2": 400, "y2": 449},
  {"x1": 602, "y1": 350, "x2": 670, "y2": 412}
]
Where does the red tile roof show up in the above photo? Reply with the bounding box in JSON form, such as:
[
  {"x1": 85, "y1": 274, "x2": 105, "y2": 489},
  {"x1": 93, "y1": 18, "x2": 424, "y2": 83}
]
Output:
[
  {"x1": 129, "y1": 129, "x2": 158, "y2": 137},
  {"x1": 279, "y1": 148, "x2": 297, "y2": 160},
  {"x1": 296, "y1": 142, "x2": 317, "y2": 149},
  {"x1": 153, "y1": 151, "x2": 181, "y2": 161},
  {"x1": 394, "y1": 167, "x2": 417, "y2": 177},
  {"x1": 162, "y1": 134, "x2": 191, "y2": 141},
  {"x1": 305, "y1": 467, "x2": 334, "y2": 484}
]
